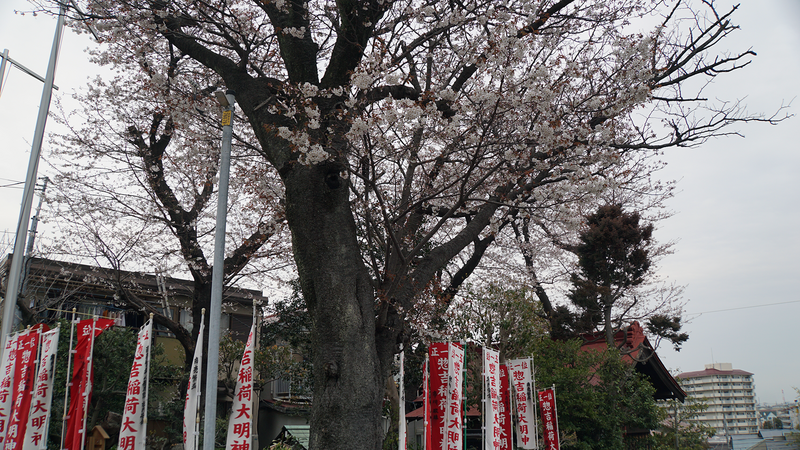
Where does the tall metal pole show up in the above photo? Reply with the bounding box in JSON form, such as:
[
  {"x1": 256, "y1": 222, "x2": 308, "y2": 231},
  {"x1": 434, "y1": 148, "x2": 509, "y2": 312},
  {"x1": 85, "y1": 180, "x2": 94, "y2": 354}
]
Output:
[
  {"x1": 0, "y1": 49, "x2": 9, "y2": 96},
  {"x1": 203, "y1": 90, "x2": 236, "y2": 450},
  {"x1": 1, "y1": 3, "x2": 66, "y2": 342}
]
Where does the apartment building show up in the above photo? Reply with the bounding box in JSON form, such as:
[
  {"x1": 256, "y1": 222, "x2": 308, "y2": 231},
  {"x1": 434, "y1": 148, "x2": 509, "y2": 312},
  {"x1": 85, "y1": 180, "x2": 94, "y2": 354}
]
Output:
[{"x1": 678, "y1": 363, "x2": 758, "y2": 435}]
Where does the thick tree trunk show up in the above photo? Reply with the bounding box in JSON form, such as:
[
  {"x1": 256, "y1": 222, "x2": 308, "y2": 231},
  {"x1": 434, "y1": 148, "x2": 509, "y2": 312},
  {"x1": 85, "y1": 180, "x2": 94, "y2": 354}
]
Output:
[{"x1": 283, "y1": 162, "x2": 387, "y2": 450}]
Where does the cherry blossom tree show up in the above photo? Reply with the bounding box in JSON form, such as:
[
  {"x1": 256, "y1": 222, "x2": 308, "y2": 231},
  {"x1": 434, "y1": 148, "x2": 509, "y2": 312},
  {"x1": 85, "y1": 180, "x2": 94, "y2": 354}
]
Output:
[
  {"x1": 41, "y1": 0, "x2": 785, "y2": 448},
  {"x1": 43, "y1": 44, "x2": 290, "y2": 367}
]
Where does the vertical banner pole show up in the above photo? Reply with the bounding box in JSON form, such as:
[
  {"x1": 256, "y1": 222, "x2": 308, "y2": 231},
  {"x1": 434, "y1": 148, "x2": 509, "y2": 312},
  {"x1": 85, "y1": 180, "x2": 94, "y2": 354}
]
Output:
[
  {"x1": 59, "y1": 309, "x2": 76, "y2": 450},
  {"x1": 462, "y1": 341, "x2": 466, "y2": 450},
  {"x1": 481, "y1": 347, "x2": 486, "y2": 450},
  {"x1": 398, "y1": 347, "x2": 405, "y2": 450},
  {"x1": 532, "y1": 359, "x2": 539, "y2": 450},
  {"x1": 422, "y1": 355, "x2": 428, "y2": 450}
]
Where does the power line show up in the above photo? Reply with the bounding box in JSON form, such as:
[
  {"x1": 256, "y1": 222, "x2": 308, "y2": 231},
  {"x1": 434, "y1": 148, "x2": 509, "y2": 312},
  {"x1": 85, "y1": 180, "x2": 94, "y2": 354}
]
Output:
[
  {"x1": 0, "y1": 178, "x2": 24, "y2": 188},
  {"x1": 687, "y1": 300, "x2": 800, "y2": 318}
]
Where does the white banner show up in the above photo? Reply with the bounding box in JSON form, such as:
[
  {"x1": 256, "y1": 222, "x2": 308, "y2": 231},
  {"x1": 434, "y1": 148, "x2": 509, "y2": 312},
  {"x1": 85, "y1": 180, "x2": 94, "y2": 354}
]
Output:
[
  {"x1": 508, "y1": 358, "x2": 537, "y2": 449},
  {"x1": 118, "y1": 319, "x2": 153, "y2": 450},
  {"x1": 444, "y1": 342, "x2": 464, "y2": 450},
  {"x1": 183, "y1": 313, "x2": 205, "y2": 450},
  {"x1": 483, "y1": 348, "x2": 500, "y2": 450},
  {"x1": 0, "y1": 333, "x2": 19, "y2": 448},
  {"x1": 22, "y1": 328, "x2": 59, "y2": 450},
  {"x1": 226, "y1": 325, "x2": 255, "y2": 450}
]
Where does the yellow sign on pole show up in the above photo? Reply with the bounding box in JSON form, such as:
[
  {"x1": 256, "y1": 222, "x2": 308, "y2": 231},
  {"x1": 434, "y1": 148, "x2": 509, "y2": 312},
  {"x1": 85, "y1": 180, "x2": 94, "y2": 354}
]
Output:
[{"x1": 221, "y1": 110, "x2": 232, "y2": 126}]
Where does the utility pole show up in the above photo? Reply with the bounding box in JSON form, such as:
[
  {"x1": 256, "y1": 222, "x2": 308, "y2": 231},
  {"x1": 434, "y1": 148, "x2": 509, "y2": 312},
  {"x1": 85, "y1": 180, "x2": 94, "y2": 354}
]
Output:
[
  {"x1": 1, "y1": 3, "x2": 66, "y2": 342},
  {"x1": 21, "y1": 177, "x2": 49, "y2": 298},
  {"x1": 203, "y1": 90, "x2": 236, "y2": 450}
]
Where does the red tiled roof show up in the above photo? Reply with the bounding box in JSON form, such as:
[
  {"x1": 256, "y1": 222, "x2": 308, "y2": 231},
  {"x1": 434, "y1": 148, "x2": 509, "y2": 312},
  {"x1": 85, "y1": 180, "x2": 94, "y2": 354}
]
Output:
[{"x1": 580, "y1": 322, "x2": 686, "y2": 402}]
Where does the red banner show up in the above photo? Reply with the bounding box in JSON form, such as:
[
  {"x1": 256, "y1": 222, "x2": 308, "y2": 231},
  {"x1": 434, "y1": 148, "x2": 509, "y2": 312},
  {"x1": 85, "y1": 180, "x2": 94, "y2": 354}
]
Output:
[
  {"x1": 498, "y1": 365, "x2": 512, "y2": 450},
  {"x1": 538, "y1": 388, "x2": 559, "y2": 450},
  {"x1": 64, "y1": 318, "x2": 114, "y2": 450},
  {"x1": 428, "y1": 343, "x2": 448, "y2": 449},
  {"x1": 4, "y1": 329, "x2": 40, "y2": 450}
]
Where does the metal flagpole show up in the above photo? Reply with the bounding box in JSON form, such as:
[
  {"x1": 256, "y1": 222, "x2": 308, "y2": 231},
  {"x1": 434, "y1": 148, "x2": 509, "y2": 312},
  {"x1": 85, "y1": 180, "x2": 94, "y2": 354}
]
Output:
[
  {"x1": 60, "y1": 309, "x2": 77, "y2": 450},
  {"x1": 423, "y1": 355, "x2": 428, "y2": 450},
  {"x1": 532, "y1": 358, "x2": 539, "y2": 450},
  {"x1": 481, "y1": 347, "x2": 485, "y2": 450},
  {"x1": 251, "y1": 301, "x2": 258, "y2": 450},
  {"x1": 194, "y1": 310, "x2": 205, "y2": 450},
  {"x1": 398, "y1": 347, "x2": 405, "y2": 450},
  {"x1": 0, "y1": 49, "x2": 9, "y2": 96},
  {"x1": 461, "y1": 342, "x2": 466, "y2": 450},
  {"x1": 1, "y1": 2, "x2": 66, "y2": 342}
]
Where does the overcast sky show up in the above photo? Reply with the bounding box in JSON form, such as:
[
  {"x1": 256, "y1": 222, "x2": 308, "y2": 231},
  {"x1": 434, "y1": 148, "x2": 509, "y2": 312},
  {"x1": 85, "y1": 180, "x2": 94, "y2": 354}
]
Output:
[{"x1": 1, "y1": 1, "x2": 798, "y2": 405}]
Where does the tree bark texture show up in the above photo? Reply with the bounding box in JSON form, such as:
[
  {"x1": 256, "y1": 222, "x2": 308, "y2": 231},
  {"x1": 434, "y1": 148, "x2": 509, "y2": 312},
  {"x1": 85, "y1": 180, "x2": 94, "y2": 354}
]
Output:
[{"x1": 283, "y1": 163, "x2": 386, "y2": 449}]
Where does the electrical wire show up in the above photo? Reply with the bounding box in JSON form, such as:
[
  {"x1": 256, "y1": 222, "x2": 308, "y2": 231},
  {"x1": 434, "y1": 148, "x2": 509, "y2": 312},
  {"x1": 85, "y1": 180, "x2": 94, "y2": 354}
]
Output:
[{"x1": 686, "y1": 299, "x2": 800, "y2": 318}]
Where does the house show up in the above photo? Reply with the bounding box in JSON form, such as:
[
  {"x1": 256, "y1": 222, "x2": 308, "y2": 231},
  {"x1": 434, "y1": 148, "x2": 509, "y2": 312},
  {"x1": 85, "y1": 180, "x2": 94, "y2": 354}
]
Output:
[{"x1": 1, "y1": 254, "x2": 262, "y2": 354}]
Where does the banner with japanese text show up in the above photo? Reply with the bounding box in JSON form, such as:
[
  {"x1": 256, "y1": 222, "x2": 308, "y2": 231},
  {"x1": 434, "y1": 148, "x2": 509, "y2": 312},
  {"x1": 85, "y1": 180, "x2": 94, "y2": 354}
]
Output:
[
  {"x1": 64, "y1": 318, "x2": 114, "y2": 450},
  {"x1": 5, "y1": 328, "x2": 41, "y2": 450},
  {"x1": 427, "y1": 343, "x2": 448, "y2": 449},
  {"x1": 507, "y1": 358, "x2": 537, "y2": 449},
  {"x1": 445, "y1": 342, "x2": 463, "y2": 450},
  {"x1": 183, "y1": 314, "x2": 204, "y2": 450},
  {"x1": 0, "y1": 333, "x2": 20, "y2": 448},
  {"x1": 538, "y1": 388, "x2": 559, "y2": 450},
  {"x1": 22, "y1": 327, "x2": 59, "y2": 450},
  {"x1": 498, "y1": 365, "x2": 512, "y2": 450},
  {"x1": 226, "y1": 324, "x2": 255, "y2": 450},
  {"x1": 425, "y1": 342, "x2": 450, "y2": 450},
  {"x1": 117, "y1": 318, "x2": 153, "y2": 450},
  {"x1": 483, "y1": 348, "x2": 500, "y2": 450}
]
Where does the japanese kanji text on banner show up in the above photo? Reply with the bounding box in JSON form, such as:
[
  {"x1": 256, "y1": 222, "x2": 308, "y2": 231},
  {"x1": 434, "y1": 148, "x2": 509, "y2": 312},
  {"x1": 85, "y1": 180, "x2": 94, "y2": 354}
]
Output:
[
  {"x1": 118, "y1": 318, "x2": 153, "y2": 450},
  {"x1": 483, "y1": 348, "x2": 501, "y2": 450},
  {"x1": 183, "y1": 311, "x2": 205, "y2": 450},
  {"x1": 226, "y1": 324, "x2": 256, "y2": 450},
  {"x1": 0, "y1": 333, "x2": 20, "y2": 448},
  {"x1": 538, "y1": 388, "x2": 559, "y2": 450},
  {"x1": 5, "y1": 328, "x2": 40, "y2": 450},
  {"x1": 64, "y1": 318, "x2": 114, "y2": 450},
  {"x1": 507, "y1": 358, "x2": 537, "y2": 450},
  {"x1": 22, "y1": 327, "x2": 60, "y2": 450},
  {"x1": 427, "y1": 342, "x2": 463, "y2": 450}
]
